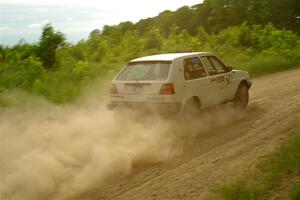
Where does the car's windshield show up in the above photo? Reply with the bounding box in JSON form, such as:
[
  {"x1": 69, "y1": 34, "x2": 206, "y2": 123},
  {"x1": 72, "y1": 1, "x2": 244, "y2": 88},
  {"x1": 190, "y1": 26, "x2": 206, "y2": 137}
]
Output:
[{"x1": 116, "y1": 61, "x2": 171, "y2": 81}]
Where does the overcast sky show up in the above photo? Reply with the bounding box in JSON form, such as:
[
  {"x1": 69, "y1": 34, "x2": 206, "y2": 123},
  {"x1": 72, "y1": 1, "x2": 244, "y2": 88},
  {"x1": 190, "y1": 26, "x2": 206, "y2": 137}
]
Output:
[{"x1": 0, "y1": 0, "x2": 203, "y2": 46}]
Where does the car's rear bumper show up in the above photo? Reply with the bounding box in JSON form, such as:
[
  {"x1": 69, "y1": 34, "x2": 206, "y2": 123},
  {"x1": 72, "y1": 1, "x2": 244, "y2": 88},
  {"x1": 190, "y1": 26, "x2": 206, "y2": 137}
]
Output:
[{"x1": 107, "y1": 101, "x2": 182, "y2": 115}]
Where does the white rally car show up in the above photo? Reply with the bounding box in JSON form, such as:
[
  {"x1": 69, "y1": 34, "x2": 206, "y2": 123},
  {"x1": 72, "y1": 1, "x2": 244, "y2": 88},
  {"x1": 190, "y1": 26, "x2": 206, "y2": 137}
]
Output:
[{"x1": 107, "y1": 52, "x2": 251, "y2": 115}]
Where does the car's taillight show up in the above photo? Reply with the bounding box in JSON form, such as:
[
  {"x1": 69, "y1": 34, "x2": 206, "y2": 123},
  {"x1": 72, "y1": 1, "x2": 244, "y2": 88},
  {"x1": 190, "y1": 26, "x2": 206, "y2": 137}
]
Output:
[
  {"x1": 109, "y1": 83, "x2": 119, "y2": 94},
  {"x1": 159, "y1": 83, "x2": 175, "y2": 95}
]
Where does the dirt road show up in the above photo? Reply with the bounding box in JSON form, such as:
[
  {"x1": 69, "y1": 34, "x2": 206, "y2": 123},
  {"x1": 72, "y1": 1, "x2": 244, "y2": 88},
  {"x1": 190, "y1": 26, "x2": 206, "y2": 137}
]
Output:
[{"x1": 74, "y1": 69, "x2": 300, "y2": 200}]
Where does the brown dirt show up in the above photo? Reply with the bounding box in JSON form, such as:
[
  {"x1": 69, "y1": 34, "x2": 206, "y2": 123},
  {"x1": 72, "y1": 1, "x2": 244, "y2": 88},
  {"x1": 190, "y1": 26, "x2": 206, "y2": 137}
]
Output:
[{"x1": 73, "y1": 69, "x2": 300, "y2": 200}]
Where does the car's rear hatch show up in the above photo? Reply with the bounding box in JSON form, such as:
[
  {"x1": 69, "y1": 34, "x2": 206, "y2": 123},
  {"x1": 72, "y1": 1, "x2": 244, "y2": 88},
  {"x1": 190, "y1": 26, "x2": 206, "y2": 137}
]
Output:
[{"x1": 113, "y1": 61, "x2": 172, "y2": 96}]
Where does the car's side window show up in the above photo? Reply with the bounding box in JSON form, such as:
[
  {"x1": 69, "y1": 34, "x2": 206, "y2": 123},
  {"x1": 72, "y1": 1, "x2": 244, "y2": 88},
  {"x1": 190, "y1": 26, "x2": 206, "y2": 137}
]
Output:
[
  {"x1": 183, "y1": 57, "x2": 207, "y2": 80},
  {"x1": 201, "y1": 56, "x2": 227, "y2": 76},
  {"x1": 209, "y1": 56, "x2": 227, "y2": 74},
  {"x1": 201, "y1": 56, "x2": 217, "y2": 76}
]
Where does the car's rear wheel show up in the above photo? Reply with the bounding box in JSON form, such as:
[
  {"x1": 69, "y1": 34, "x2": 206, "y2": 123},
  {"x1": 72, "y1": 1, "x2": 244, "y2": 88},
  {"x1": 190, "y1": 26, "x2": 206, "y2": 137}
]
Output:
[
  {"x1": 234, "y1": 83, "x2": 249, "y2": 108},
  {"x1": 183, "y1": 98, "x2": 201, "y2": 117}
]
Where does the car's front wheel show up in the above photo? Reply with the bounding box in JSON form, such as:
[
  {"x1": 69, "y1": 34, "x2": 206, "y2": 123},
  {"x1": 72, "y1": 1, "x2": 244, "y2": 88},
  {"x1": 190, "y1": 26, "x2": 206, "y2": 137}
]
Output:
[{"x1": 234, "y1": 84, "x2": 249, "y2": 108}]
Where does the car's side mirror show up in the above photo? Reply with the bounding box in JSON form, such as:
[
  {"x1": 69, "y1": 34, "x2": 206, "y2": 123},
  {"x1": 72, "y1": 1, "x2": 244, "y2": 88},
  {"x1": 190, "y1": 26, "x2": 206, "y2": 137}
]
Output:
[{"x1": 226, "y1": 65, "x2": 233, "y2": 72}]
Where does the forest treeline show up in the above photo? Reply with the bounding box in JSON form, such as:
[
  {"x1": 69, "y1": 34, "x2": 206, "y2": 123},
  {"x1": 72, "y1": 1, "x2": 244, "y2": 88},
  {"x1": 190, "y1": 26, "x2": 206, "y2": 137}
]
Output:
[{"x1": 0, "y1": 0, "x2": 300, "y2": 104}]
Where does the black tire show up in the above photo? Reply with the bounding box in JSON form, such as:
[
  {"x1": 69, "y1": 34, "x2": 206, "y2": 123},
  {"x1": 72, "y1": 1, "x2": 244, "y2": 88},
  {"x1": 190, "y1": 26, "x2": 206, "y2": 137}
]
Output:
[
  {"x1": 234, "y1": 83, "x2": 249, "y2": 108},
  {"x1": 183, "y1": 98, "x2": 201, "y2": 117}
]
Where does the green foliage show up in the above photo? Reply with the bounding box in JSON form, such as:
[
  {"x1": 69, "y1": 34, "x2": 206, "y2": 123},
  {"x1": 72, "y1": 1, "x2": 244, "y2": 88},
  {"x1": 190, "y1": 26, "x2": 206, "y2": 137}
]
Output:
[
  {"x1": 287, "y1": 182, "x2": 300, "y2": 200},
  {"x1": 0, "y1": 56, "x2": 45, "y2": 90},
  {"x1": 214, "y1": 181, "x2": 260, "y2": 200},
  {"x1": 212, "y1": 129, "x2": 300, "y2": 200},
  {"x1": 1, "y1": 0, "x2": 300, "y2": 104},
  {"x1": 143, "y1": 28, "x2": 163, "y2": 50},
  {"x1": 36, "y1": 24, "x2": 65, "y2": 70}
]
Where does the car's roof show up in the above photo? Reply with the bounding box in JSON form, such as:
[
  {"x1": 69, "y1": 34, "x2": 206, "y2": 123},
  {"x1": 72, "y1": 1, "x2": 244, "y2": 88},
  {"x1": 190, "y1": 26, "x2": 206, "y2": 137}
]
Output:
[{"x1": 130, "y1": 52, "x2": 212, "y2": 62}]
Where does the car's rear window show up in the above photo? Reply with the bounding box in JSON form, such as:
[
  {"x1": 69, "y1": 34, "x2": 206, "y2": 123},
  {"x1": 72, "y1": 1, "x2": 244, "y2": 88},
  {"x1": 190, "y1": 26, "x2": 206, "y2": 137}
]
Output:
[{"x1": 116, "y1": 61, "x2": 171, "y2": 81}]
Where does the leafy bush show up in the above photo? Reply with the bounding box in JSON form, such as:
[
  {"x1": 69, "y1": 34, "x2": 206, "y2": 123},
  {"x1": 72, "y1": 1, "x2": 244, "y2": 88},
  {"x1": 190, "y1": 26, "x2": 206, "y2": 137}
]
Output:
[
  {"x1": 1, "y1": 22, "x2": 299, "y2": 105},
  {"x1": 0, "y1": 56, "x2": 45, "y2": 90}
]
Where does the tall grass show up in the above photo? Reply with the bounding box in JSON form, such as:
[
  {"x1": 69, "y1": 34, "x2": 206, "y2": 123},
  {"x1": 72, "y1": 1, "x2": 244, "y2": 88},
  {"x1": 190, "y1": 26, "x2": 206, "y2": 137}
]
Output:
[{"x1": 211, "y1": 128, "x2": 300, "y2": 200}]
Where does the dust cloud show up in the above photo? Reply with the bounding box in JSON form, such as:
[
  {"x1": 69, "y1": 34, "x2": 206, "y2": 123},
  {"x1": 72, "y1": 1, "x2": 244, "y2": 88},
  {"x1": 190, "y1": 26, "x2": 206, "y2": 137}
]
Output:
[{"x1": 0, "y1": 91, "x2": 244, "y2": 200}]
